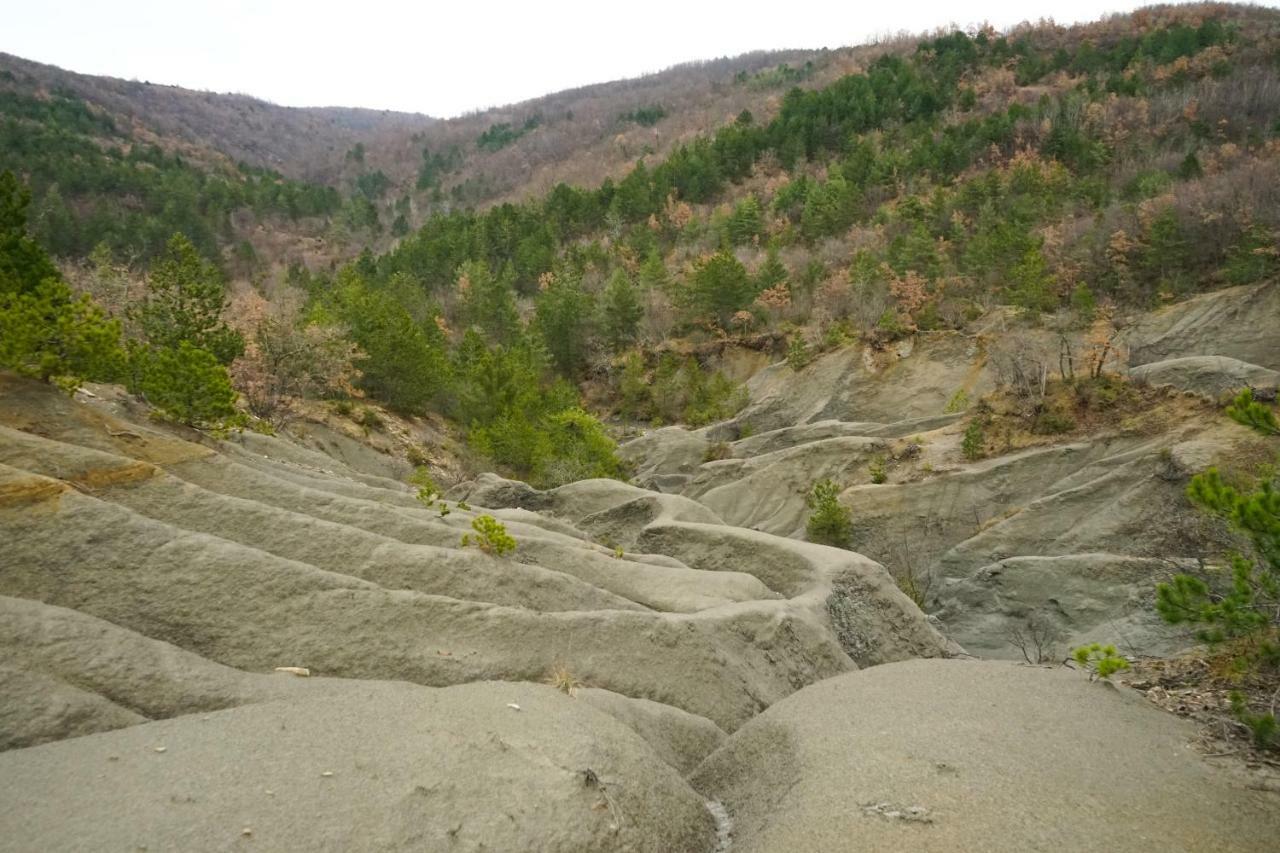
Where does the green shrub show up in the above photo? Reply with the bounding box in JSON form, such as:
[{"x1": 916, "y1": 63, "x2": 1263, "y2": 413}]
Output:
[
  {"x1": 646, "y1": 354, "x2": 748, "y2": 427},
  {"x1": 0, "y1": 278, "x2": 122, "y2": 388},
  {"x1": 961, "y1": 420, "x2": 985, "y2": 461},
  {"x1": 786, "y1": 336, "x2": 812, "y2": 370},
  {"x1": 1071, "y1": 642, "x2": 1130, "y2": 680},
  {"x1": 134, "y1": 233, "x2": 244, "y2": 365},
  {"x1": 805, "y1": 479, "x2": 853, "y2": 548},
  {"x1": 539, "y1": 407, "x2": 628, "y2": 486},
  {"x1": 0, "y1": 172, "x2": 123, "y2": 388},
  {"x1": 1155, "y1": 391, "x2": 1280, "y2": 750},
  {"x1": 1157, "y1": 469, "x2": 1279, "y2": 665},
  {"x1": 1033, "y1": 409, "x2": 1076, "y2": 435},
  {"x1": 134, "y1": 342, "x2": 240, "y2": 427},
  {"x1": 357, "y1": 408, "x2": 384, "y2": 430},
  {"x1": 868, "y1": 455, "x2": 888, "y2": 484},
  {"x1": 409, "y1": 466, "x2": 440, "y2": 496},
  {"x1": 1225, "y1": 388, "x2": 1278, "y2": 436},
  {"x1": 470, "y1": 405, "x2": 626, "y2": 489},
  {"x1": 1229, "y1": 691, "x2": 1277, "y2": 749},
  {"x1": 703, "y1": 441, "x2": 732, "y2": 462},
  {"x1": 461, "y1": 515, "x2": 517, "y2": 556},
  {"x1": 943, "y1": 389, "x2": 970, "y2": 414}
]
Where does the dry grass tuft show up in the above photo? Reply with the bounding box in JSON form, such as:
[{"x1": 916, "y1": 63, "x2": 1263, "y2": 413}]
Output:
[{"x1": 547, "y1": 663, "x2": 583, "y2": 697}]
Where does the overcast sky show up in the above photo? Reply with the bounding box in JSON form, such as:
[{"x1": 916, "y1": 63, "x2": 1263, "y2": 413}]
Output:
[{"x1": 3, "y1": 1, "x2": 1265, "y2": 117}]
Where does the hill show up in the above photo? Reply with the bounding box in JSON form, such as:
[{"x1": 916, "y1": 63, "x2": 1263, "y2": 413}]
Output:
[{"x1": 3, "y1": 4, "x2": 1280, "y2": 848}]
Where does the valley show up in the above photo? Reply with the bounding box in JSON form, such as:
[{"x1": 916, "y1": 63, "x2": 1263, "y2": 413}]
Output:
[{"x1": 3, "y1": 3, "x2": 1280, "y2": 850}]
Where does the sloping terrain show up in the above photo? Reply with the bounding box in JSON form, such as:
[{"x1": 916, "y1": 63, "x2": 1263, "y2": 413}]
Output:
[
  {"x1": 692, "y1": 659, "x2": 1280, "y2": 852},
  {"x1": 0, "y1": 369, "x2": 948, "y2": 849},
  {"x1": 0, "y1": 51, "x2": 436, "y2": 183},
  {"x1": 3, "y1": 272, "x2": 1279, "y2": 847},
  {"x1": 622, "y1": 282, "x2": 1280, "y2": 660}
]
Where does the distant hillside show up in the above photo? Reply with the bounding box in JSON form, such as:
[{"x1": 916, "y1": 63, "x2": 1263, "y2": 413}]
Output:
[
  {"x1": 0, "y1": 43, "x2": 843, "y2": 266},
  {"x1": 0, "y1": 52, "x2": 436, "y2": 182}
]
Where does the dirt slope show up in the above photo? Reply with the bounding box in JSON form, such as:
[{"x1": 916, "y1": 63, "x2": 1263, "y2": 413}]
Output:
[{"x1": 692, "y1": 659, "x2": 1280, "y2": 852}]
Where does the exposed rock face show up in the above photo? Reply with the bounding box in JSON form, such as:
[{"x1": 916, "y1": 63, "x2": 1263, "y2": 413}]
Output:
[
  {"x1": 736, "y1": 332, "x2": 992, "y2": 432},
  {"x1": 932, "y1": 554, "x2": 1189, "y2": 660},
  {"x1": 3, "y1": 279, "x2": 1279, "y2": 850},
  {"x1": 620, "y1": 284, "x2": 1280, "y2": 662},
  {"x1": 0, "y1": 681, "x2": 717, "y2": 852},
  {"x1": 1130, "y1": 355, "x2": 1280, "y2": 398},
  {"x1": 691, "y1": 659, "x2": 1280, "y2": 852},
  {"x1": 1125, "y1": 282, "x2": 1280, "y2": 371},
  {"x1": 0, "y1": 372, "x2": 952, "y2": 849}
]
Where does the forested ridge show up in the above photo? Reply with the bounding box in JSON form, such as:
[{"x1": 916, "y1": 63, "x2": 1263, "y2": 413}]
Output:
[{"x1": 3, "y1": 3, "x2": 1279, "y2": 486}]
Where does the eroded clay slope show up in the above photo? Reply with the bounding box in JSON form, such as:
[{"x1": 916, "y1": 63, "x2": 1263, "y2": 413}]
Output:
[
  {"x1": 621, "y1": 285, "x2": 1280, "y2": 660},
  {"x1": 0, "y1": 372, "x2": 947, "y2": 850}
]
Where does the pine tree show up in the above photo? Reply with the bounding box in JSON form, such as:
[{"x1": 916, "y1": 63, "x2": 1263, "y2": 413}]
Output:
[
  {"x1": 686, "y1": 250, "x2": 752, "y2": 327},
  {"x1": 727, "y1": 195, "x2": 763, "y2": 245},
  {"x1": 1226, "y1": 388, "x2": 1279, "y2": 436},
  {"x1": 135, "y1": 341, "x2": 239, "y2": 426},
  {"x1": 806, "y1": 479, "x2": 853, "y2": 548},
  {"x1": 638, "y1": 250, "x2": 671, "y2": 292},
  {"x1": 1155, "y1": 396, "x2": 1280, "y2": 746},
  {"x1": 534, "y1": 271, "x2": 593, "y2": 377},
  {"x1": 0, "y1": 278, "x2": 122, "y2": 385},
  {"x1": 599, "y1": 269, "x2": 643, "y2": 352},
  {"x1": 458, "y1": 260, "x2": 520, "y2": 344},
  {"x1": 0, "y1": 172, "x2": 122, "y2": 386},
  {"x1": 755, "y1": 246, "x2": 789, "y2": 292},
  {"x1": 136, "y1": 233, "x2": 244, "y2": 364},
  {"x1": 1007, "y1": 246, "x2": 1057, "y2": 313},
  {"x1": 0, "y1": 170, "x2": 61, "y2": 297}
]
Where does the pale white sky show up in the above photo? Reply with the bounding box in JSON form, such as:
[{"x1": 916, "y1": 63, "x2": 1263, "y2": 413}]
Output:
[{"x1": 2, "y1": 1, "x2": 1266, "y2": 117}]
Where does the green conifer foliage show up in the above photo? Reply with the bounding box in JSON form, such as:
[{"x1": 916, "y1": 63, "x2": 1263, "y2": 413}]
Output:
[
  {"x1": 135, "y1": 341, "x2": 239, "y2": 426},
  {"x1": 805, "y1": 479, "x2": 853, "y2": 548},
  {"x1": 136, "y1": 233, "x2": 244, "y2": 364},
  {"x1": 599, "y1": 269, "x2": 643, "y2": 352},
  {"x1": 0, "y1": 171, "x2": 122, "y2": 387}
]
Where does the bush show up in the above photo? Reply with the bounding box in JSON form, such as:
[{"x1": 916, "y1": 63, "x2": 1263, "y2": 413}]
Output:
[
  {"x1": 643, "y1": 354, "x2": 748, "y2": 427},
  {"x1": 461, "y1": 515, "x2": 517, "y2": 556},
  {"x1": 357, "y1": 408, "x2": 384, "y2": 430},
  {"x1": 868, "y1": 455, "x2": 888, "y2": 484},
  {"x1": 1155, "y1": 396, "x2": 1279, "y2": 748},
  {"x1": 0, "y1": 278, "x2": 122, "y2": 388},
  {"x1": 943, "y1": 389, "x2": 970, "y2": 414},
  {"x1": 1157, "y1": 469, "x2": 1279, "y2": 661},
  {"x1": 806, "y1": 479, "x2": 853, "y2": 548},
  {"x1": 135, "y1": 234, "x2": 244, "y2": 365},
  {"x1": 135, "y1": 341, "x2": 240, "y2": 427},
  {"x1": 1226, "y1": 388, "x2": 1279, "y2": 436},
  {"x1": 961, "y1": 420, "x2": 985, "y2": 460},
  {"x1": 786, "y1": 336, "x2": 812, "y2": 370},
  {"x1": 0, "y1": 172, "x2": 122, "y2": 388},
  {"x1": 1229, "y1": 691, "x2": 1278, "y2": 749},
  {"x1": 1033, "y1": 408, "x2": 1076, "y2": 435},
  {"x1": 704, "y1": 441, "x2": 732, "y2": 462},
  {"x1": 539, "y1": 407, "x2": 628, "y2": 486},
  {"x1": 409, "y1": 466, "x2": 441, "y2": 498},
  {"x1": 1071, "y1": 642, "x2": 1130, "y2": 680}
]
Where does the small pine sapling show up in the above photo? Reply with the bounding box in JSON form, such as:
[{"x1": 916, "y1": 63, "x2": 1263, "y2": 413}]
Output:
[
  {"x1": 1071, "y1": 642, "x2": 1130, "y2": 681},
  {"x1": 961, "y1": 419, "x2": 986, "y2": 461},
  {"x1": 461, "y1": 514, "x2": 517, "y2": 556},
  {"x1": 1225, "y1": 388, "x2": 1279, "y2": 436},
  {"x1": 805, "y1": 479, "x2": 853, "y2": 548}
]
